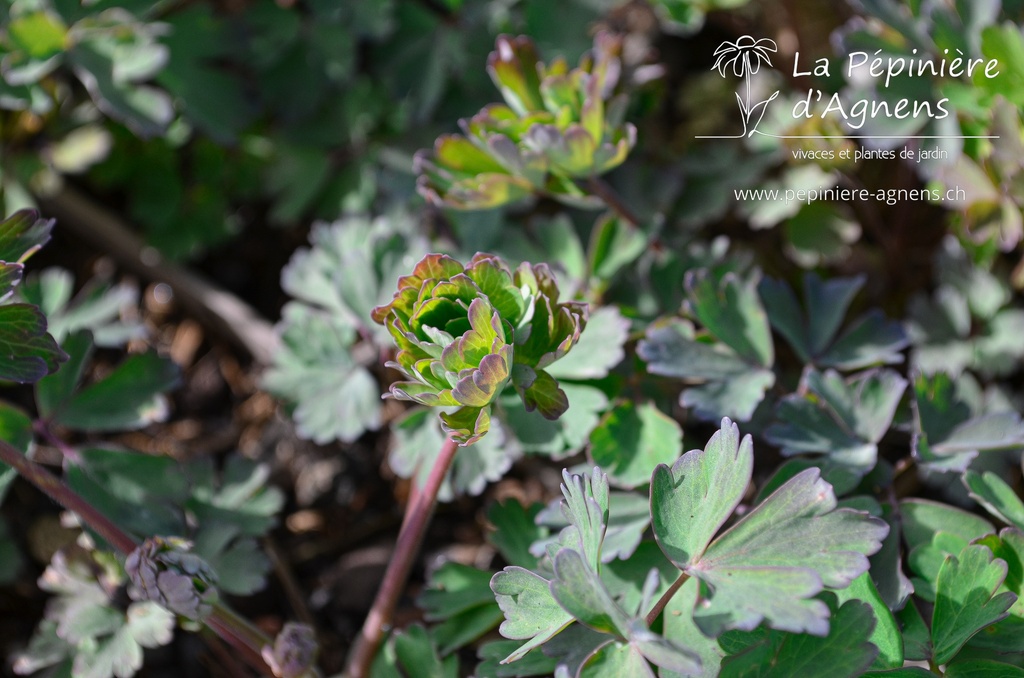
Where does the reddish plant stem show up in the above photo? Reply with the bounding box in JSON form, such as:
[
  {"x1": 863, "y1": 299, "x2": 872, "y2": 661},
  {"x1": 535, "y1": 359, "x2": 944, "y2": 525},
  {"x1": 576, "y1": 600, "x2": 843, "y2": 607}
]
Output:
[
  {"x1": 645, "y1": 572, "x2": 690, "y2": 627},
  {"x1": 0, "y1": 437, "x2": 275, "y2": 675},
  {"x1": 587, "y1": 176, "x2": 643, "y2": 229},
  {"x1": 0, "y1": 437, "x2": 137, "y2": 554},
  {"x1": 345, "y1": 437, "x2": 461, "y2": 678}
]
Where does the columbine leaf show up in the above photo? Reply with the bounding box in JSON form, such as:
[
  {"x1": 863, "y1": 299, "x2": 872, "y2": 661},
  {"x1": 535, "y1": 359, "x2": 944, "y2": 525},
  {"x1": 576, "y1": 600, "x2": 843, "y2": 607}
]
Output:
[
  {"x1": 20, "y1": 269, "x2": 143, "y2": 347},
  {"x1": 487, "y1": 500, "x2": 547, "y2": 569},
  {"x1": 661, "y1": 577, "x2": 725, "y2": 677},
  {"x1": 501, "y1": 384, "x2": 607, "y2": 459},
  {"x1": 556, "y1": 468, "x2": 609, "y2": 570},
  {"x1": 490, "y1": 566, "x2": 573, "y2": 664},
  {"x1": 0, "y1": 304, "x2": 66, "y2": 383},
  {"x1": 546, "y1": 306, "x2": 629, "y2": 380},
  {"x1": 760, "y1": 273, "x2": 907, "y2": 370},
  {"x1": 912, "y1": 372, "x2": 1024, "y2": 472},
  {"x1": 765, "y1": 369, "x2": 906, "y2": 478},
  {"x1": 589, "y1": 401, "x2": 683, "y2": 489},
  {"x1": 689, "y1": 468, "x2": 888, "y2": 636},
  {"x1": 535, "y1": 490, "x2": 650, "y2": 563},
  {"x1": 651, "y1": 417, "x2": 752, "y2": 568},
  {"x1": 931, "y1": 544, "x2": 1016, "y2": 665},
  {"x1": 419, "y1": 562, "x2": 504, "y2": 655},
  {"x1": 550, "y1": 548, "x2": 631, "y2": 637},
  {"x1": 832, "y1": 572, "x2": 904, "y2": 669},
  {"x1": 50, "y1": 351, "x2": 180, "y2": 431},
  {"x1": 719, "y1": 594, "x2": 878, "y2": 678},
  {"x1": 638, "y1": 317, "x2": 774, "y2": 423},
  {"x1": 685, "y1": 269, "x2": 773, "y2": 368},
  {"x1": 964, "y1": 471, "x2": 1024, "y2": 530},
  {"x1": 371, "y1": 624, "x2": 458, "y2": 678},
  {"x1": 263, "y1": 304, "x2": 381, "y2": 444},
  {"x1": 972, "y1": 528, "x2": 1024, "y2": 653}
]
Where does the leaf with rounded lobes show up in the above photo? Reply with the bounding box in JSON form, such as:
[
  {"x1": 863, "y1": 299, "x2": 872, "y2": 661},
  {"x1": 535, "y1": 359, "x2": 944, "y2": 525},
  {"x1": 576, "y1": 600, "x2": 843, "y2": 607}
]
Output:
[
  {"x1": 51, "y1": 351, "x2": 180, "y2": 431},
  {"x1": 832, "y1": 572, "x2": 903, "y2": 669},
  {"x1": 719, "y1": 595, "x2": 878, "y2": 678},
  {"x1": 684, "y1": 269, "x2": 773, "y2": 368},
  {"x1": 964, "y1": 471, "x2": 1024, "y2": 530},
  {"x1": 651, "y1": 418, "x2": 752, "y2": 568},
  {"x1": 765, "y1": 368, "x2": 906, "y2": 477},
  {"x1": 491, "y1": 566, "x2": 573, "y2": 664},
  {"x1": 760, "y1": 273, "x2": 907, "y2": 370},
  {"x1": 901, "y1": 499, "x2": 995, "y2": 553},
  {"x1": 932, "y1": 544, "x2": 1016, "y2": 665},
  {"x1": 501, "y1": 384, "x2": 607, "y2": 459},
  {"x1": 972, "y1": 529, "x2": 1024, "y2": 653},
  {"x1": 589, "y1": 401, "x2": 682, "y2": 489},
  {"x1": 638, "y1": 317, "x2": 775, "y2": 422},
  {"x1": 20, "y1": 269, "x2": 143, "y2": 347},
  {"x1": 419, "y1": 563, "x2": 504, "y2": 655},
  {"x1": 550, "y1": 548, "x2": 631, "y2": 637},
  {"x1": 0, "y1": 304, "x2": 66, "y2": 383},
  {"x1": 691, "y1": 468, "x2": 888, "y2": 637},
  {"x1": 487, "y1": 500, "x2": 547, "y2": 570},
  {"x1": 547, "y1": 306, "x2": 628, "y2": 380},
  {"x1": 912, "y1": 372, "x2": 1024, "y2": 472}
]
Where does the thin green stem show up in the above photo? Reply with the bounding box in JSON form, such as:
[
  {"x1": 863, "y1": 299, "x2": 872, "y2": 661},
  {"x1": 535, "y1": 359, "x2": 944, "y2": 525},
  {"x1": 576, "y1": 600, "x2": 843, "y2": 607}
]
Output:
[
  {"x1": 645, "y1": 571, "x2": 690, "y2": 627},
  {"x1": 345, "y1": 436, "x2": 461, "y2": 678},
  {"x1": 0, "y1": 437, "x2": 275, "y2": 675}
]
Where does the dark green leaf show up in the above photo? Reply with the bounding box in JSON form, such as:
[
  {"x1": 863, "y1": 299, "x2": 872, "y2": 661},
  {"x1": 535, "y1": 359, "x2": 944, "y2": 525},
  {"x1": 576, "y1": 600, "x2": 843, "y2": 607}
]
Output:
[
  {"x1": 719, "y1": 595, "x2": 878, "y2": 678},
  {"x1": 589, "y1": 401, "x2": 682, "y2": 489},
  {"x1": 0, "y1": 303, "x2": 66, "y2": 383},
  {"x1": 53, "y1": 351, "x2": 179, "y2": 431},
  {"x1": 765, "y1": 369, "x2": 906, "y2": 477}
]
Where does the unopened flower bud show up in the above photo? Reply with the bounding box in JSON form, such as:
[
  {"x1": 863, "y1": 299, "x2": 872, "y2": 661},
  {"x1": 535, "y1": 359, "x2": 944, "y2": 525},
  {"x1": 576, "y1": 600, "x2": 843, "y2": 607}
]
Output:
[
  {"x1": 262, "y1": 623, "x2": 319, "y2": 678},
  {"x1": 125, "y1": 537, "x2": 218, "y2": 622}
]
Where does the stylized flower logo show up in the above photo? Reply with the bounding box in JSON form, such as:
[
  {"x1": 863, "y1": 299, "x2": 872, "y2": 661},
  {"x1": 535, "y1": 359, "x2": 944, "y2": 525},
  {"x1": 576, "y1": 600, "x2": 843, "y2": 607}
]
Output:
[{"x1": 712, "y1": 36, "x2": 780, "y2": 137}]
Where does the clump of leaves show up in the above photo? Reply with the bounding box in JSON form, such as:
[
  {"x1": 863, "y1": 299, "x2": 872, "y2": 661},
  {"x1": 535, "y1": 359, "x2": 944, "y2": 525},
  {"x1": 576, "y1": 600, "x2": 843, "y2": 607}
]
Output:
[
  {"x1": 13, "y1": 547, "x2": 175, "y2": 678},
  {"x1": 415, "y1": 33, "x2": 636, "y2": 209},
  {"x1": 371, "y1": 252, "x2": 587, "y2": 445},
  {"x1": 486, "y1": 419, "x2": 889, "y2": 674}
]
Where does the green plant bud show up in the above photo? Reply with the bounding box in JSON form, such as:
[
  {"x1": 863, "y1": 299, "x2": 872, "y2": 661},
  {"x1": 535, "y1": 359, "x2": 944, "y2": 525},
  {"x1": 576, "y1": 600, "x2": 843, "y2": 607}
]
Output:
[
  {"x1": 372, "y1": 253, "x2": 587, "y2": 445},
  {"x1": 124, "y1": 537, "x2": 218, "y2": 622},
  {"x1": 415, "y1": 32, "x2": 636, "y2": 210},
  {"x1": 262, "y1": 622, "x2": 319, "y2": 678}
]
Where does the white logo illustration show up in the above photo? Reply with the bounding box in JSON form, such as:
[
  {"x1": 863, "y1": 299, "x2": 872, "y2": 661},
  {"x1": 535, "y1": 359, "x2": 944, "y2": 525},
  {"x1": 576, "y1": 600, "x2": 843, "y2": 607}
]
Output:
[{"x1": 712, "y1": 36, "x2": 780, "y2": 137}]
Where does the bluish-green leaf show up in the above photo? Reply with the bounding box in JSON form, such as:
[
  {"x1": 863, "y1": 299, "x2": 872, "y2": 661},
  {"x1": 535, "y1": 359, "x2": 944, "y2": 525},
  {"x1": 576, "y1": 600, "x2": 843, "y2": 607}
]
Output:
[{"x1": 651, "y1": 417, "x2": 752, "y2": 568}]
